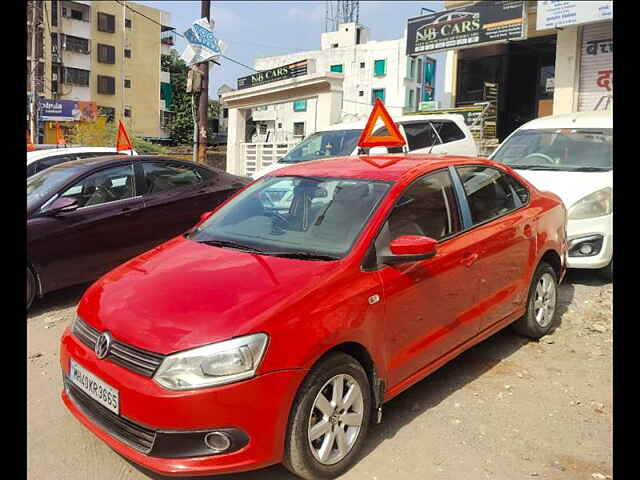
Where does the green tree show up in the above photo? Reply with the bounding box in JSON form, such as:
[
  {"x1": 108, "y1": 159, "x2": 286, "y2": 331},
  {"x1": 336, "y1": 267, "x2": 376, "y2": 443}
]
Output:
[{"x1": 164, "y1": 50, "x2": 194, "y2": 145}]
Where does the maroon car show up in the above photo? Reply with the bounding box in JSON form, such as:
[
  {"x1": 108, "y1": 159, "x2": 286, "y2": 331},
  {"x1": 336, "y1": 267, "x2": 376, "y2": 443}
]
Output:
[{"x1": 27, "y1": 155, "x2": 250, "y2": 309}]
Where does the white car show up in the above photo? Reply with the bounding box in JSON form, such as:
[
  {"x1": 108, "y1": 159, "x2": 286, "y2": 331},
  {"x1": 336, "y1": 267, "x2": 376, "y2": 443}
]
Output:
[
  {"x1": 490, "y1": 111, "x2": 612, "y2": 280},
  {"x1": 27, "y1": 146, "x2": 137, "y2": 177},
  {"x1": 252, "y1": 114, "x2": 478, "y2": 179}
]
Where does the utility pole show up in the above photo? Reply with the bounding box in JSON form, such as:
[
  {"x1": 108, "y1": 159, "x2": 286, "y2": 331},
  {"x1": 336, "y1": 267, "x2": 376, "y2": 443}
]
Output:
[
  {"x1": 29, "y1": 0, "x2": 38, "y2": 144},
  {"x1": 196, "y1": 0, "x2": 211, "y2": 164}
]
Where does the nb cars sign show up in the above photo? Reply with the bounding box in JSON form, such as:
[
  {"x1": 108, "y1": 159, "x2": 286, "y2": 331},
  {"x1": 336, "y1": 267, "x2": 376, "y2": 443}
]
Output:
[{"x1": 407, "y1": 1, "x2": 526, "y2": 55}]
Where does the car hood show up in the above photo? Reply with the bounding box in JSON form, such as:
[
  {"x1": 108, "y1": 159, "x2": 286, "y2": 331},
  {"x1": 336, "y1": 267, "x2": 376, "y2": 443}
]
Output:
[
  {"x1": 513, "y1": 169, "x2": 612, "y2": 208},
  {"x1": 77, "y1": 236, "x2": 340, "y2": 355}
]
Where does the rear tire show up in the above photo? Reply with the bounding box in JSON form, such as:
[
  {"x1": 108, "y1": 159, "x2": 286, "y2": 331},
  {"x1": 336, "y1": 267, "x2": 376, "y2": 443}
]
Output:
[
  {"x1": 283, "y1": 352, "x2": 371, "y2": 480},
  {"x1": 512, "y1": 262, "x2": 558, "y2": 339},
  {"x1": 27, "y1": 266, "x2": 36, "y2": 311}
]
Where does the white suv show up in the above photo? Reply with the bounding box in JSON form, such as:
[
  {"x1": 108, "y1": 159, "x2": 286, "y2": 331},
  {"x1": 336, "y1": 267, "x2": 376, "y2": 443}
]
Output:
[
  {"x1": 252, "y1": 114, "x2": 477, "y2": 179},
  {"x1": 490, "y1": 111, "x2": 613, "y2": 280}
]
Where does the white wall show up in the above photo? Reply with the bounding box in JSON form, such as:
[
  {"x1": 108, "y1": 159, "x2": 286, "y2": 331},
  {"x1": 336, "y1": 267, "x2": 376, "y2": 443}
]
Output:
[{"x1": 251, "y1": 24, "x2": 428, "y2": 140}]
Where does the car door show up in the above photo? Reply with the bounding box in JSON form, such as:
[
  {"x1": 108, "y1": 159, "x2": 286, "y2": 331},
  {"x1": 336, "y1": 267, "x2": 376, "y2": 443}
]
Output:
[
  {"x1": 33, "y1": 162, "x2": 144, "y2": 291},
  {"x1": 373, "y1": 168, "x2": 483, "y2": 389},
  {"x1": 134, "y1": 160, "x2": 221, "y2": 251},
  {"x1": 453, "y1": 165, "x2": 536, "y2": 334},
  {"x1": 430, "y1": 120, "x2": 476, "y2": 155}
]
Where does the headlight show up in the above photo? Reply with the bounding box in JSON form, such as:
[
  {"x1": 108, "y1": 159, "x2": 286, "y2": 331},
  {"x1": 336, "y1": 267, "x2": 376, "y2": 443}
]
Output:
[
  {"x1": 568, "y1": 187, "x2": 612, "y2": 220},
  {"x1": 153, "y1": 333, "x2": 269, "y2": 390}
]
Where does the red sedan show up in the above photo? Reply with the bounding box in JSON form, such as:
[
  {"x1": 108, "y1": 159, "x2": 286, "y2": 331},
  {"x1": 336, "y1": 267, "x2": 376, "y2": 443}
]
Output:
[{"x1": 60, "y1": 154, "x2": 566, "y2": 479}]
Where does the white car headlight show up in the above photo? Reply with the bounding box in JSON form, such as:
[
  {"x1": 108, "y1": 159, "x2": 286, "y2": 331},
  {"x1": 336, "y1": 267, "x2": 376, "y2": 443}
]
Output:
[
  {"x1": 568, "y1": 187, "x2": 612, "y2": 220},
  {"x1": 153, "y1": 333, "x2": 269, "y2": 390}
]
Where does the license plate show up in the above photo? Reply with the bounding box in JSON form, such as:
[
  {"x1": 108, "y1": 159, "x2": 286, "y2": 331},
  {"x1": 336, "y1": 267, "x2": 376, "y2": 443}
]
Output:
[{"x1": 69, "y1": 359, "x2": 120, "y2": 414}]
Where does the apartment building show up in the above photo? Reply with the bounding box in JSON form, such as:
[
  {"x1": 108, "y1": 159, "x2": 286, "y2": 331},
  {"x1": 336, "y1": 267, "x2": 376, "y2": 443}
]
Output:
[
  {"x1": 247, "y1": 23, "x2": 436, "y2": 143},
  {"x1": 26, "y1": 1, "x2": 173, "y2": 144}
]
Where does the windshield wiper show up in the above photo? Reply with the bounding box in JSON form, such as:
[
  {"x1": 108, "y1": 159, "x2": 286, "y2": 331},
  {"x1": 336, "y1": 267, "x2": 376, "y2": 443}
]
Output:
[
  {"x1": 198, "y1": 239, "x2": 266, "y2": 254},
  {"x1": 509, "y1": 165, "x2": 559, "y2": 170},
  {"x1": 262, "y1": 251, "x2": 340, "y2": 261},
  {"x1": 564, "y1": 166, "x2": 610, "y2": 172}
]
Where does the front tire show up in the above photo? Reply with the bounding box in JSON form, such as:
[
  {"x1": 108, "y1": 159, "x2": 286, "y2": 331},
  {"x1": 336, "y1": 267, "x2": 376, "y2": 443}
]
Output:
[
  {"x1": 27, "y1": 266, "x2": 36, "y2": 311},
  {"x1": 512, "y1": 262, "x2": 558, "y2": 339},
  {"x1": 283, "y1": 352, "x2": 371, "y2": 480}
]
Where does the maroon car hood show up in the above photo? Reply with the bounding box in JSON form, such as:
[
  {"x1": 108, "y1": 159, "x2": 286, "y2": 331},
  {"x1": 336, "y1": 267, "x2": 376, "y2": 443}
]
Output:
[{"x1": 77, "y1": 236, "x2": 340, "y2": 354}]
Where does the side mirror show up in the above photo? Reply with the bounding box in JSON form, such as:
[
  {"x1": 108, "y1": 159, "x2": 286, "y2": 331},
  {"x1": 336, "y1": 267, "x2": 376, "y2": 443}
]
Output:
[
  {"x1": 199, "y1": 210, "x2": 214, "y2": 223},
  {"x1": 381, "y1": 235, "x2": 437, "y2": 265},
  {"x1": 368, "y1": 146, "x2": 389, "y2": 155},
  {"x1": 42, "y1": 197, "x2": 79, "y2": 215}
]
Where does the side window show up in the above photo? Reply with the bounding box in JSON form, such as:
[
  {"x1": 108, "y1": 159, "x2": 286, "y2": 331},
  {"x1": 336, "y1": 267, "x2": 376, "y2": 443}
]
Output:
[
  {"x1": 142, "y1": 162, "x2": 203, "y2": 194},
  {"x1": 60, "y1": 164, "x2": 135, "y2": 208},
  {"x1": 456, "y1": 166, "x2": 525, "y2": 225},
  {"x1": 196, "y1": 167, "x2": 218, "y2": 182},
  {"x1": 504, "y1": 173, "x2": 530, "y2": 205},
  {"x1": 402, "y1": 122, "x2": 436, "y2": 151},
  {"x1": 432, "y1": 121, "x2": 466, "y2": 144},
  {"x1": 386, "y1": 169, "x2": 461, "y2": 241}
]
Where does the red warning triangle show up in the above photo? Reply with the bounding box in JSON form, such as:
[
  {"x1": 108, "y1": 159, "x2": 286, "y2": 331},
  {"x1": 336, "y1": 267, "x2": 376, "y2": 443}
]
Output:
[
  {"x1": 116, "y1": 120, "x2": 133, "y2": 152},
  {"x1": 357, "y1": 98, "x2": 406, "y2": 149}
]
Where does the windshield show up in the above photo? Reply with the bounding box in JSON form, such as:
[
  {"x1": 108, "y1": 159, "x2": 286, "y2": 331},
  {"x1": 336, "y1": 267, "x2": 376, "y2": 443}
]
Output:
[
  {"x1": 188, "y1": 175, "x2": 391, "y2": 259},
  {"x1": 492, "y1": 128, "x2": 612, "y2": 171},
  {"x1": 27, "y1": 164, "x2": 82, "y2": 210},
  {"x1": 278, "y1": 129, "x2": 362, "y2": 164}
]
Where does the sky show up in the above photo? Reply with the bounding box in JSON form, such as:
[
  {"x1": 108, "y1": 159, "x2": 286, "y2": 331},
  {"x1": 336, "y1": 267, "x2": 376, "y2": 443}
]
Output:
[{"x1": 136, "y1": 0, "x2": 446, "y2": 102}]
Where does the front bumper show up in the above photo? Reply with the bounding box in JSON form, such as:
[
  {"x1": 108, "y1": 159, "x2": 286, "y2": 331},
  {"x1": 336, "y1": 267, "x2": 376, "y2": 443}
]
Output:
[
  {"x1": 566, "y1": 213, "x2": 613, "y2": 270},
  {"x1": 60, "y1": 327, "x2": 307, "y2": 477}
]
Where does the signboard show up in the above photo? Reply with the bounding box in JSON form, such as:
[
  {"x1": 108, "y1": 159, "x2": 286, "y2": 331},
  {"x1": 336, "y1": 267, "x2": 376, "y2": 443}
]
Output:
[
  {"x1": 419, "y1": 101, "x2": 440, "y2": 111},
  {"x1": 180, "y1": 17, "x2": 224, "y2": 66},
  {"x1": 407, "y1": 1, "x2": 526, "y2": 55},
  {"x1": 237, "y1": 60, "x2": 310, "y2": 90},
  {"x1": 38, "y1": 99, "x2": 97, "y2": 122},
  {"x1": 536, "y1": 1, "x2": 613, "y2": 30}
]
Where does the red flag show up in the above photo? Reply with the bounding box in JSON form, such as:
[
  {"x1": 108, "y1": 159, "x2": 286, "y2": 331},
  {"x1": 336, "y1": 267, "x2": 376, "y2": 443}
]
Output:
[
  {"x1": 27, "y1": 130, "x2": 35, "y2": 151},
  {"x1": 116, "y1": 120, "x2": 133, "y2": 152},
  {"x1": 55, "y1": 122, "x2": 66, "y2": 146}
]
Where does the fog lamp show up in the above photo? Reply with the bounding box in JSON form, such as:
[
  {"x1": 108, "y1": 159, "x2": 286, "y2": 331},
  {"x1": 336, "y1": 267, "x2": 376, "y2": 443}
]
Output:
[
  {"x1": 204, "y1": 432, "x2": 232, "y2": 452},
  {"x1": 579, "y1": 244, "x2": 593, "y2": 255}
]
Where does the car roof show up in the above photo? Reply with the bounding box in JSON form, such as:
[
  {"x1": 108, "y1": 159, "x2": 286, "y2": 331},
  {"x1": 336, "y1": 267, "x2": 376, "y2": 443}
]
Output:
[
  {"x1": 518, "y1": 111, "x2": 612, "y2": 130},
  {"x1": 26, "y1": 146, "x2": 134, "y2": 165},
  {"x1": 37, "y1": 155, "x2": 214, "y2": 173},
  {"x1": 322, "y1": 114, "x2": 466, "y2": 132},
  {"x1": 270, "y1": 154, "x2": 488, "y2": 183}
]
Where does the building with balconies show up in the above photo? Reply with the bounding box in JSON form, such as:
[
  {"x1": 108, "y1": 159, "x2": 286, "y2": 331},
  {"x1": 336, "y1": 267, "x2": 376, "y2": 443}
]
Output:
[{"x1": 27, "y1": 0, "x2": 173, "y2": 144}]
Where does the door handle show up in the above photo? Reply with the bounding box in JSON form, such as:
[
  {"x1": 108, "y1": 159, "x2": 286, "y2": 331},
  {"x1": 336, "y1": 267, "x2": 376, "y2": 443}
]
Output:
[{"x1": 461, "y1": 252, "x2": 479, "y2": 267}]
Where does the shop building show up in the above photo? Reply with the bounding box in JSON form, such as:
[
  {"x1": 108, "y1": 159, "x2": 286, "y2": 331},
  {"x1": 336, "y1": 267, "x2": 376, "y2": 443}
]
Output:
[
  {"x1": 26, "y1": 0, "x2": 173, "y2": 144},
  {"x1": 410, "y1": 1, "x2": 612, "y2": 148},
  {"x1": 244, "y1": 22, "x2": 436, "y2": 143}
]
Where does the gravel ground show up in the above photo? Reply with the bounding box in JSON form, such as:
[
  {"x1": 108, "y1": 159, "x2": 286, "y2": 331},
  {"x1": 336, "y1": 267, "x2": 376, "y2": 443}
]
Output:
[{"x1": 27, "y1": 270, "x2": 612, "y2": 480}]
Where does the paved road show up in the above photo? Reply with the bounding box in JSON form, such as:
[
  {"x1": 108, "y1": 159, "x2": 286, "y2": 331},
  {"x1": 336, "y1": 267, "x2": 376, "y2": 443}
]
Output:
[{"x1": 27, "y1": 271, "x2": 612, "y2": 480}]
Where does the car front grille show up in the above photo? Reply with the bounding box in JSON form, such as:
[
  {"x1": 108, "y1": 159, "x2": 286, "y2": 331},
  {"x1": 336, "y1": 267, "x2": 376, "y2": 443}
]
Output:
[
  {"x1": 72, "y1": 317, "x2": 165, "y2": 378},
  {"x1": 65, "y1": 378, "x2": 157, "y2": 453}
]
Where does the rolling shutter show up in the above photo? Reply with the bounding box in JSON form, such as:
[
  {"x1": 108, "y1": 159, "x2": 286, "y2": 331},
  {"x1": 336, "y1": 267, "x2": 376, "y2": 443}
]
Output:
[{"x1": 578, "y1": 21, "x2": 613, "y2": 112}]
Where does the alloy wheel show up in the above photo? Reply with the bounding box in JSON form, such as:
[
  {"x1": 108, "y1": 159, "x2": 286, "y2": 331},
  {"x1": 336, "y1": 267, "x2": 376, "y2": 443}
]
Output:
[
  {"x1": 307, "y1": 373, "x2": 364, "y2": 465},
  {"x1": 533, "y1": 272, "x2": 556, "y2": 328}
]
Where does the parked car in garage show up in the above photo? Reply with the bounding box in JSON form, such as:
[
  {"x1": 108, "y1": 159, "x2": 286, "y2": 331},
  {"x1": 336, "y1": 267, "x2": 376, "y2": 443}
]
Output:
[
  {"x1": 252, "y1": 114, "x2": 478, "y2": 179},
  {"x1": 60, "y1": 153, "x2": 566, "y2": 479},
  {"x1": 27, "y1": 155, "x2": 250, "y2": 309},
  {"x1": 27, "y1": 146, "x2": 138, "y2": 178},
  {"x1": 490, "y1": 110, "x2": 612, "y2": 280}
]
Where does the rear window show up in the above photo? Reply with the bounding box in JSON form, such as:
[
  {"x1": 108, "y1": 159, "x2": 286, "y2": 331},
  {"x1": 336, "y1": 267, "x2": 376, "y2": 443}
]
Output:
[{"x1": 432, "y1": 121, "x2": 466, "y2": 143}]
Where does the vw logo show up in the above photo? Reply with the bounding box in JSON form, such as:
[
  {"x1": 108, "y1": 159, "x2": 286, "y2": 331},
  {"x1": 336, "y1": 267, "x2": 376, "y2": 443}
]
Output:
[{"x1": 95, "y1": 332, "x2": 112, "y2": 360}]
